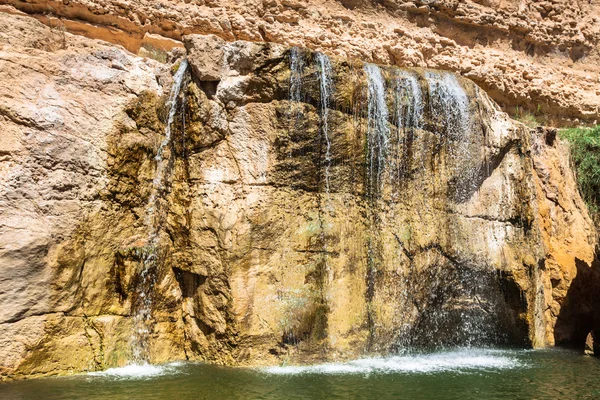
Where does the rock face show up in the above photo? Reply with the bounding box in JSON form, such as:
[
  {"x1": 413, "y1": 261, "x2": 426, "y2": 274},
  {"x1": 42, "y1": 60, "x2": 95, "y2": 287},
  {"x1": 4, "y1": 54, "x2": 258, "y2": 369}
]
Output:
[
  {"x1": 0, "y1": 11, "x2": 598, "y2": 380},
  {"x1": 0, "y1": 12, "x2": 175, "y2": 378},
  {"x1": 2, "y1": 0, "x2": 600, "y2": 124}
]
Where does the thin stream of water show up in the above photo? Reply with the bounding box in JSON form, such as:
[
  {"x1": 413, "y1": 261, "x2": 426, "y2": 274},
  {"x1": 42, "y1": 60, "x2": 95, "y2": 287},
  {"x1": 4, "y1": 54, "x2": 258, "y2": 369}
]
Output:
[
  {"x1": 131, "y1": 59, "x2": 189, "y2": 363},
  {"x1": 364, "y1": 63, "x2": 390, "y2": 197},
  {"x1": 316, "y1": 52, "x2": 334, "y2": 198},
  {"x1": 288, "y1": 47, "x2": 305, "y2": 158},
  {"x1": 316, "y1": 52, "x2": 336, "y2": 291}
]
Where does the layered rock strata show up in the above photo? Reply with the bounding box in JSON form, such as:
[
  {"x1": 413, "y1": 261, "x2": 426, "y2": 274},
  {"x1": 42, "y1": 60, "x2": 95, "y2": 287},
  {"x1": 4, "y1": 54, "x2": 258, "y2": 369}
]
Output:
[{"x1": 1, "y1": 0, "x2": 599, "y2": 124}]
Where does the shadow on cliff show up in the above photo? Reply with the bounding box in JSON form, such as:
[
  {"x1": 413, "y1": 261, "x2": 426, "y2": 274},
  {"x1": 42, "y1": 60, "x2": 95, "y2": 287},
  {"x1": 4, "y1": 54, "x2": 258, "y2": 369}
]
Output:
[{"x1": 554, "y1": 253, "x2": 600, "y2": 351}]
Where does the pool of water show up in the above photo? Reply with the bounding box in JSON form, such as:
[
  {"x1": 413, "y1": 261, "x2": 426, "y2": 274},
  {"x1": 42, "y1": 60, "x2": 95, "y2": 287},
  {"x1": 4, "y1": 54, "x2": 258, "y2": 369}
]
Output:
[{"x1": 1, "y1": 348, "x2": 599, "y2": 399}]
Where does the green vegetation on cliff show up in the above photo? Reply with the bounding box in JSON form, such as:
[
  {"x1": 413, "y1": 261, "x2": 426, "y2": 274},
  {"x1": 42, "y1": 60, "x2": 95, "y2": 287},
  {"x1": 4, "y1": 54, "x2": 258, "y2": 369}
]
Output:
[{"x1": 560, "y1": 126, "x2": 600, "y2": 225}]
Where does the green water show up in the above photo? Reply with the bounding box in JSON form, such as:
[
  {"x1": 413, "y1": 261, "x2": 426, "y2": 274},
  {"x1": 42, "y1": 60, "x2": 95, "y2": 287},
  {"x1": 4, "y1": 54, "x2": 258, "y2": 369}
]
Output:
[{"x1": 1, "y1": 348, "x2": 599, "y2": 399}]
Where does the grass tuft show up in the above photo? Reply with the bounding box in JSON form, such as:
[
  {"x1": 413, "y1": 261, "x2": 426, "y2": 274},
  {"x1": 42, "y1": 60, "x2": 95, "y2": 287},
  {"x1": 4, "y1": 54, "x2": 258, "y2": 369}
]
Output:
[{"x1": 513, "y1": 105, "x2": 540, "y2": 128}]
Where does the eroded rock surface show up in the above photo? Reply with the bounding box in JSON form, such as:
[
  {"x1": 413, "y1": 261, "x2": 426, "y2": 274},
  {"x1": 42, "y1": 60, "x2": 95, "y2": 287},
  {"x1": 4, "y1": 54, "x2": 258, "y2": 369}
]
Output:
[
  {"x1": 0, "y1": 12, "x2": 598, "y2": 380},
  {"x1": 0, "y1": 12, "x2": 179, "y2": 378},
  {"x1": 2, "y1": 0, "x2": 600, "y2": 124}
]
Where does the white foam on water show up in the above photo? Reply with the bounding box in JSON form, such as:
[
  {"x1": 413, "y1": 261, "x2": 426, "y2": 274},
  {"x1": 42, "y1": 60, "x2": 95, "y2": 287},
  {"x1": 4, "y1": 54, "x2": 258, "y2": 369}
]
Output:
[
  {"x1": 88, "y1": 362, "x2": 183, "y2": 379},
  {"x1": 262, "y1": 349, "x2": 522, "y2": 376}
]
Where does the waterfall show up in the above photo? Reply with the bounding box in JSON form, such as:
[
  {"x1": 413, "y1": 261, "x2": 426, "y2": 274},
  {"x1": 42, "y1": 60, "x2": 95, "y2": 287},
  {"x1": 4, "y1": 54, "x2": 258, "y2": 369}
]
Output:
[
  {"x1": 316, "y1": 52, "x2": 334, "y2": 200},
  {"x1": 363, "y1": 64, "x2": 390, "y2": 346},
  {"x1": 364, "y1": 64, "x2": 390, "y2": 197},
  {"x1": 396, "y1": 71, "x2": 423, "y2": 131},
  {"x1": 316, "y1": 52, "x2": 335, "y2": 289},
  {"x1": 261, "y1": 50, "x2": 521, "y2": 353},
  {"x1": 289, "y1": 47, "x2": 304, "y2": 105},
  {"x1": 145, "y1": 59, "x2": 189, "y2": 230},
  {"x1": 425, "y1": 71, "x2": 477, "y2": 201},
  {"x1": 132, "y1": 59, "x2": 188, "y2": 363},
  {"x1": 393, "y1": 71, "x2": 419, "y2": 130},
  {"x1": 425, "y1": 71, "x2": 469, "y2": 137},
  {"x1": 424, "y1": 71, "x2": 470, "y2": 161},
  {"x1": 396, "y1": 70, "x2": 504, "y2": 349},
  {"x1": 392, "y1": 70, "x2": 423, "y2": 182},
  {"x1": 288, "y1": 47, "x2": 305, "y2": 158}
]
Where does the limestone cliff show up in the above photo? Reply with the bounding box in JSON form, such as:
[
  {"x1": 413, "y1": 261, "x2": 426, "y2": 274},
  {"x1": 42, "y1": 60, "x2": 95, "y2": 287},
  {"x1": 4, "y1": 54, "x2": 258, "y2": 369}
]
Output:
[
  {"x1": 1, "y1": 0, "x2": 599, "y2": 124},
  {"x1": 0, "y1": 11, "x2": 597, "y2": 381}
]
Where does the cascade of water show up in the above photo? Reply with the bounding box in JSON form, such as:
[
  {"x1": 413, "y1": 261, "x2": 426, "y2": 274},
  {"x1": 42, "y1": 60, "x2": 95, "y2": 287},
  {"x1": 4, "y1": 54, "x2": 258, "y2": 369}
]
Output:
[
  {"x1": 364, "y1": 64, "x2": 390, "y2": 197},
  {"x1": 426, "y1": 72, "x2": 472, "y2": 347},
  {"x1": 288, "y1": 48, "x2": 305, "y2": 158},
  {"x1": 363, "y1": 64, "x2": 390, "y2": 347},
  {"x1": 132, "y1": 59, "x2": 188, "y2": 363},
  {"x1": 145, "y1": 59, "x2": 189, "y2": 230},
  {"x1": 289, "y1": 47, "x2": 304, "y2": 104},
  {"x1": 387, "y1": 70, "x2": 422, "y2": 347},
  {"x1": 393, "y1": 71, "x2": 423, "y2": 131},
  {"x1": 407, "y1": 71, "x2": 506, "y2": 349},
  {"x1": 425, "y1": 71, "x2": 476, "y2": 200},
  {"x1": 425, "y1": 71, "x2": 469, "y2": 137},
  {"x1": 402, "y1": 72, "x2": 424, "y2": 131},
  {"x1": 392, "y1": 70, "x2": 424, "y2": 183},
  {"x1": 316, "y1": 52, "x2": 335, "y2": 288},
  {"x1": 316, "y1": 53, "x2": 334, "y2": 201}
]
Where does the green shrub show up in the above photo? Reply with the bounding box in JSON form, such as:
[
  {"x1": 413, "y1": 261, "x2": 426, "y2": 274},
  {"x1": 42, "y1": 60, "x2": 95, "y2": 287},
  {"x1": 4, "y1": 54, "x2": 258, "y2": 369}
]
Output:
[{"x1": 559, "y1": 126, "x2": 600, "y2": 225}]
